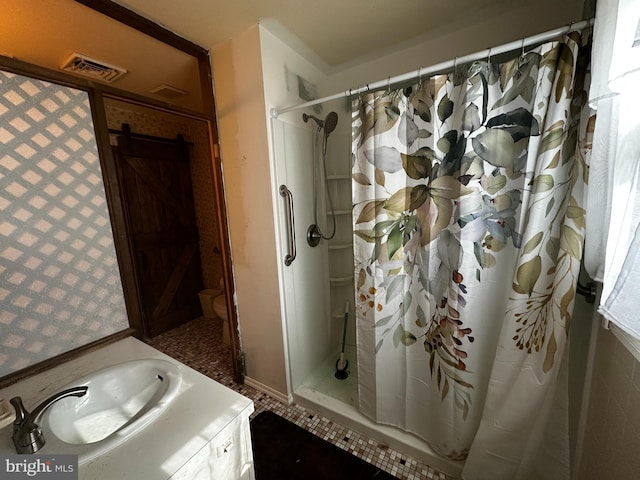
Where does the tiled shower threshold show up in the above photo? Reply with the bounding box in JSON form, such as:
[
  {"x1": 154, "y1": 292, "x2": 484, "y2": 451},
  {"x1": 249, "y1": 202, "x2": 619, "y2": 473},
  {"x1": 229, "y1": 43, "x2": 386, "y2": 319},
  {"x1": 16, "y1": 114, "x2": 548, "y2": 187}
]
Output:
[{"x1": 146, "y1": 316, "x2": 455, "y2": 480}]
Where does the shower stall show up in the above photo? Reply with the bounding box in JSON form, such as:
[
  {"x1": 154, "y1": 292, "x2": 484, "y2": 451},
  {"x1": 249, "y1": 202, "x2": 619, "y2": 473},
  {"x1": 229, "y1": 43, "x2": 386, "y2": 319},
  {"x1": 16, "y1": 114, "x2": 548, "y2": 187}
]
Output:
[
  {"x1": 271, "y1": 99, "x2": 463, "y2": 475},
  {"x1": 271, "y1": 90, "x2": 597, "y2": 478},
  {"x1": 273, "y1": 101, "x2": 356, "y2": 397}
]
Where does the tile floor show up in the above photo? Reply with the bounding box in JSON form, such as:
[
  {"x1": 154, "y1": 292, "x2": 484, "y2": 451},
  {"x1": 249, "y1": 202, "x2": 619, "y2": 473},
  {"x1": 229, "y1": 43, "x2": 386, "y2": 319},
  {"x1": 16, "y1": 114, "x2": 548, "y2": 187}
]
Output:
[{"x1": 146, "y1": 316, "x2": 455, "y2": 480}]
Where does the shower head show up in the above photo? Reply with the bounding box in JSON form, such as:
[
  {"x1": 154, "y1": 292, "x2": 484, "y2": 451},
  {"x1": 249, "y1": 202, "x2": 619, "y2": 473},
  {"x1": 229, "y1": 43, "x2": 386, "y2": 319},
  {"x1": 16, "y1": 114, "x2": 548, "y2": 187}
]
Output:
[
  {"x1": 323, "y1": 112, "x2": 338, "y2": 136},
  {"x1": 302, "y1": 112, "x2": 339, "y2": 137}
]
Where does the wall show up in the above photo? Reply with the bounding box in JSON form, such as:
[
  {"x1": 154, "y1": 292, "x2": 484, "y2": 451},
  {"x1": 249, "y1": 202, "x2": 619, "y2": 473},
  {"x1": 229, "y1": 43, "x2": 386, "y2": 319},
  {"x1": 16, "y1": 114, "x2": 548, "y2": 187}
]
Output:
[
  {"x1": 211, "y1": 25, "x2": 288, "y2": 396},
  {"x1": 579, "y1": 326, "x2": 640, "y2": 479},
  {"x1": 104, "y1": 100, "x2": 222, "y2": 290},
  {"x1": 328, "y1": 0, "x2": 585, "y2": 92}
]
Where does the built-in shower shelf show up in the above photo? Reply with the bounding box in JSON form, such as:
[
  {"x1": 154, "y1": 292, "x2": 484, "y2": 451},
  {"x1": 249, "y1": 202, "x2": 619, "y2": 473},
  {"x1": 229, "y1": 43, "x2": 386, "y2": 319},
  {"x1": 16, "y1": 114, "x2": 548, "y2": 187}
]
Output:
[
  {"x1": 328, "y1": 243, "x2": 352, "y2": 250},
  {"x1": 330, "y1": 275, "x2": 353, "y2": 286},
  {"x1": 327, "y1": 174, "x2": 351, "y2": 181},
  {"x1": 327, "y1": 209, "x2": 352, "y2": 215}
]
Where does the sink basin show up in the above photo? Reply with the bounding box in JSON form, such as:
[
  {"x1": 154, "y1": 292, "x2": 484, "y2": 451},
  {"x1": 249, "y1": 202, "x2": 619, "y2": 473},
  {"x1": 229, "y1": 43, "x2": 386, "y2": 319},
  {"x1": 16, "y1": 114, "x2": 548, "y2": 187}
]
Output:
[{"x1": 40, "y1": 358, "x2": 181, "y2": 463}]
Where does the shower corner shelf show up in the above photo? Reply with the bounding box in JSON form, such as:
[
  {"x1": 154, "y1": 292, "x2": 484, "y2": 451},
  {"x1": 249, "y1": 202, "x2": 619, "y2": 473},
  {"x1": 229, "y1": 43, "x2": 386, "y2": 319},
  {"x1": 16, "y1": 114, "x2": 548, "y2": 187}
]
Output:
[
  {"x1": 330, "y1": 275, "x2": 353, "y2": 287},
  {"x1": 327, "y1": 174, "x2": 351, "y2": 181},
  {"x1": 332, "y1": 310, "x2": 351, "y2": 319},
  {"x1": 328, "y1": 243, "x2": 352, "y2": 250},
  {"x1": 327, "y1": 209, "x2": 352, "y2": 216}
]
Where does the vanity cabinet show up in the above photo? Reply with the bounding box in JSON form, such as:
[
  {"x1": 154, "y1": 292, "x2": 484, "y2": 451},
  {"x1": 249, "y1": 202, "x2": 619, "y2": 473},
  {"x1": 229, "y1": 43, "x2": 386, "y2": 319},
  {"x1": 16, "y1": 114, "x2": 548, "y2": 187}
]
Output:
[
  {"x1": 170, "y1": 409, "x2": 254, "y2": 480},
  {"x1": 0, "y1": 338, "x2": 255, "y2": 480}
]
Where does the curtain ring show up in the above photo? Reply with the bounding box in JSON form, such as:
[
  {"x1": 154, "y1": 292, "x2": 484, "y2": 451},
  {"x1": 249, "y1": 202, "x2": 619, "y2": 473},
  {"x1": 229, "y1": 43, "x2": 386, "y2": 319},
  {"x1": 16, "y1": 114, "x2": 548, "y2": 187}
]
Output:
[
  {"x1": 417, "y1": 67, "x2": 422, "y2": 87},
  {"x1": 386, "y1": 76, "x2": 391, "y2": 95},
  {"x1": 453, "y1": 57, "x2": 458, "y2": 75},
  {"x1": 487, "y1": 47, "x2": 492, "y2": 64},
  {"x1": 521, "y1": 38, "x2": 526, "y2": 58}
]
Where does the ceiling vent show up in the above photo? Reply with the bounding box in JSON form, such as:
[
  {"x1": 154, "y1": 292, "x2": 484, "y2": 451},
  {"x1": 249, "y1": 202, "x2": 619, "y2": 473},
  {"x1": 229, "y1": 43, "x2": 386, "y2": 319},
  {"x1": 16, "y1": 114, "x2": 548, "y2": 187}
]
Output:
[
  {"x1": 60, "y1": 53, "x2": 127, "y2": 83},
  {"x1": 150, "y1": 84, "x2": 189, "y2": 99}
]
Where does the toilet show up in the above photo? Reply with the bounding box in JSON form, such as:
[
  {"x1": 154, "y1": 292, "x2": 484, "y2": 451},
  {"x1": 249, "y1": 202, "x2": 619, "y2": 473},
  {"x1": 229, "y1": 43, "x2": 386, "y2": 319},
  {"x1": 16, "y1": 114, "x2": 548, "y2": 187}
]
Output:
[
  {"x1": 199, "y1": 278, "x2": 231, "y2": 345},
  {"x1": 213, "y1": 290, "x2": 231, "y2": 345}
]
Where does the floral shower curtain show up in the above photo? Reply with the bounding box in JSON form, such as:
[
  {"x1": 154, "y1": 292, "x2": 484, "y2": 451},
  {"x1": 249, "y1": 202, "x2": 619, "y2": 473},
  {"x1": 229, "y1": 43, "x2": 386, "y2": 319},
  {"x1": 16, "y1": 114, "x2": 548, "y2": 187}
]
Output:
[{"x1": 352, "y1": 31, "x2": 593, "y2": 478}]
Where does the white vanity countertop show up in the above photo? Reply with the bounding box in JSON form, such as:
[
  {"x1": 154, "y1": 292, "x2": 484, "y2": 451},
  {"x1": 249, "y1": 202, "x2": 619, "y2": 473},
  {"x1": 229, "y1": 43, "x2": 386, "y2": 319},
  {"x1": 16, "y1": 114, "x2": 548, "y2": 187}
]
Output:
[{"x1": 0, "y1": 337, "x2": 254, "y2": 479}]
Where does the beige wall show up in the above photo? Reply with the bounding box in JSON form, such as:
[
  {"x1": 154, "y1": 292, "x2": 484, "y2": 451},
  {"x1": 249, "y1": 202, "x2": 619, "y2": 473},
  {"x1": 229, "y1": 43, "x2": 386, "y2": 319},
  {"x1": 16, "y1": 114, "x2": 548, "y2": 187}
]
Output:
[
  {"x1": 211, "y1": 25, "x2": 288, "y2": 395},
  {"x1": 579, "y1": 328, "x2": 640, "y2": 479}
]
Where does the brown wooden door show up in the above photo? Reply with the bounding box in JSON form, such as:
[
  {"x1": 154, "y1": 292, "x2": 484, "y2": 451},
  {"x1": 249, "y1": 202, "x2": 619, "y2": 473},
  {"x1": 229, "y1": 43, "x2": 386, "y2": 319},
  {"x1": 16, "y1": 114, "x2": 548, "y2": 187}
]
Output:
[{"x1": 113, "y1": 135, "x2": 203, "y2": 338}]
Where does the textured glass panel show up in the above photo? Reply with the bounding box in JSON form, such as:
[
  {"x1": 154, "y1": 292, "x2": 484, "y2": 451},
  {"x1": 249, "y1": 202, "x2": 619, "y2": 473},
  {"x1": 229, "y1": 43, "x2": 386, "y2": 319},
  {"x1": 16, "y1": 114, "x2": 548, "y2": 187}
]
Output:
[{"x1": 0, "y1": 70, "x2": 128, "y2": 377}]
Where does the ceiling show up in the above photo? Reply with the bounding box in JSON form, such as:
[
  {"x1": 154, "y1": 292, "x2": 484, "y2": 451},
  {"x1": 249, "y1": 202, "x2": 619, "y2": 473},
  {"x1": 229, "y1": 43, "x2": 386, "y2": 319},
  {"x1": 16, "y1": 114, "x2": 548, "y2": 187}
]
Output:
[
  {"x1": 2, "y1": 0, "x2": 543, "y2": 113},
  {"x1": 1, "y1": 0, "x2": 203, "y2": 111},
  {"x1": 112, "y1": 0, "x2": 516, "y2": 67}
]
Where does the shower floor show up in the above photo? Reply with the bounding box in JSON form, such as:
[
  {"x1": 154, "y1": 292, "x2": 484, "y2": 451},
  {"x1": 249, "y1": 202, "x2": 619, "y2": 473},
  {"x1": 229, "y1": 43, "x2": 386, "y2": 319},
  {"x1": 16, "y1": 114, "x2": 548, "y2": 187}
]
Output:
[
  {"x1": 147, "y1": 316, "x2": 455, "y2": 480},
  {"x1": 305, "y1": 344, "x2": 358, "y2": 406},
  {"x1": 294, "y1": 343, "x2": 462, "y2": 478}
]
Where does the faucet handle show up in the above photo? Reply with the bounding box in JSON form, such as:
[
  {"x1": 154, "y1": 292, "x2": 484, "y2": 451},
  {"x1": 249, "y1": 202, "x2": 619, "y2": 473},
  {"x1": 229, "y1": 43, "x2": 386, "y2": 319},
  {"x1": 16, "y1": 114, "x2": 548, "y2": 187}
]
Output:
[
  {"x1": 9, "y1": 397, "x2": 28, "y2": 424},
  {"x1": 9, "y1": 387, "x2": 87, "y2": 454},
  {"x1": 9, "y1": 397, "x2": 44, "y2": 454}
]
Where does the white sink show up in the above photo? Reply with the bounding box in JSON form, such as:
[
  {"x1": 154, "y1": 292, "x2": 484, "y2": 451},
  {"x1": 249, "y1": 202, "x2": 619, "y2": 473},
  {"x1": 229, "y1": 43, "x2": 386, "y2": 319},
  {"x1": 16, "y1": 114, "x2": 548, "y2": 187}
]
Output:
[{"x1": 40, "y1": 358, "x2": 182, "y2": 463}]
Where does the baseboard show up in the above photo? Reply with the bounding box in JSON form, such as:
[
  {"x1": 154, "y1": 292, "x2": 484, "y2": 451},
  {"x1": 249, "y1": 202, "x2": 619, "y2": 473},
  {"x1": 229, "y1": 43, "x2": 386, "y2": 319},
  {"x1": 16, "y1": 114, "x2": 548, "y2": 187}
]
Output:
[{"x1": 244, "y1": 376, "x2": 291, "y2": 404}]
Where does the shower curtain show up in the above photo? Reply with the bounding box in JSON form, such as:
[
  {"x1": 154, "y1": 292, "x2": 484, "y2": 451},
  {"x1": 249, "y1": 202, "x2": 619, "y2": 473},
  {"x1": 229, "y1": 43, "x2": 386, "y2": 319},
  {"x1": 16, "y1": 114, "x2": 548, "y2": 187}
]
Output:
[{"x1": 352, "y1": 31, "x2": 593, "y2": 478}]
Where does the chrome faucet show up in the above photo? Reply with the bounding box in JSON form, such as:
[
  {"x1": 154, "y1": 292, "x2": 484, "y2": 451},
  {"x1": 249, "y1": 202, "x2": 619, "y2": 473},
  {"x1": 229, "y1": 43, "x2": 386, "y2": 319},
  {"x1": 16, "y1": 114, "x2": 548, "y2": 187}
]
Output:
[{"x1": 10, "y1": 386, "x2": 88, "y2": 454}]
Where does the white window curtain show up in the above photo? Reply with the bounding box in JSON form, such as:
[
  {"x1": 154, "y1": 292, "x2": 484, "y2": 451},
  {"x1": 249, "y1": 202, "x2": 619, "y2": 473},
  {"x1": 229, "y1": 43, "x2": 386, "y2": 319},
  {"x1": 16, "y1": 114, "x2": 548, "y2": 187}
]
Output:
[{"x1": 585, "y1": 0, "x2": 640, "y2": 339}]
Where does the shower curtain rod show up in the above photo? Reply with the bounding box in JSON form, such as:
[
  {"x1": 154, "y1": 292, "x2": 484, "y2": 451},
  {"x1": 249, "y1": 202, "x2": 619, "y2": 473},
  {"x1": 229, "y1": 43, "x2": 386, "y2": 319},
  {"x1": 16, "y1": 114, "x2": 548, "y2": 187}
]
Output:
[{"x1": 270, "y1": 18, "x2": 594, "y2": 118}]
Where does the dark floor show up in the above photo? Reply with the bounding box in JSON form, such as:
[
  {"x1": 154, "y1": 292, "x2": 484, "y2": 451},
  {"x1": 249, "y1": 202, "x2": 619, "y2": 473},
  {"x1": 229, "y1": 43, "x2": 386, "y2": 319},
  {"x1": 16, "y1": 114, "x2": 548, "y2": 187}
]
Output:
[{"x1": 146, "y1": 316, "x2": 453, "y2": 480}]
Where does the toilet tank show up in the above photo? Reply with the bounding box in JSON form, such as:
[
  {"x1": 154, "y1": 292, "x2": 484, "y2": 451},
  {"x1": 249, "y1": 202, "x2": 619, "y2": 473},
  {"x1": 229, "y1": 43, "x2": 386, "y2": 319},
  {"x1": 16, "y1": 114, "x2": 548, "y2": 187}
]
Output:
[{"x1": 199, "y1": 289, "x2": 222, "y2": 318}]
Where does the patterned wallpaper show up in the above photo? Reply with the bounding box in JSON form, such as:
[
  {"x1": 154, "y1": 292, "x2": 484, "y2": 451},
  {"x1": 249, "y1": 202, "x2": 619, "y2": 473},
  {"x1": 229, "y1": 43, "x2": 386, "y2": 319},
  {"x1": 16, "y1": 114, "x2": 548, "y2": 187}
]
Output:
[
  {"x1": 105, "y1": 101, "x2": 222, "y2": 290},
  {"x1": 0, "y1": 70, "x2": 128, "y2": 377}
]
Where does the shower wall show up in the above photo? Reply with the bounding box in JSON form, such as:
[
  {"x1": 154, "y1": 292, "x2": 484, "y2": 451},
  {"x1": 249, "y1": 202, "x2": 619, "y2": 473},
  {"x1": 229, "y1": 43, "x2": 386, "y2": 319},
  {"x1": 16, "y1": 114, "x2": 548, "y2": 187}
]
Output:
[
  {"x1": 270, "y1": 101, "x2": 355, "y2": 393},
  {"x1": 270, "y1": 118, "x2": 332, "y2": 391},
  {"x1": 323, "y1": 118, "x2": 357, "y2": 350},
  {"x1": 260, "y1": 27, "x2": 356, "y2": 396}
]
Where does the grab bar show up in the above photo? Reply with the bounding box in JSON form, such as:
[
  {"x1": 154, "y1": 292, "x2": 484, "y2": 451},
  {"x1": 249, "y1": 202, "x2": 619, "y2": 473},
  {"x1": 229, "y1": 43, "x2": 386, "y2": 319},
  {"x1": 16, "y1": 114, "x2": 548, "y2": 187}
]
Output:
[{"x1": 279, "y1": 185, "x2": 296, "y2": 266}]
